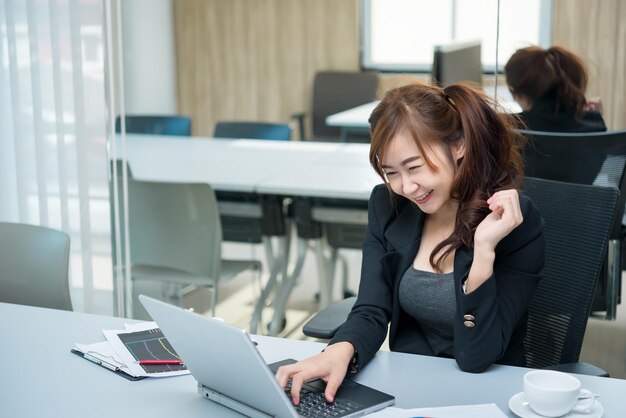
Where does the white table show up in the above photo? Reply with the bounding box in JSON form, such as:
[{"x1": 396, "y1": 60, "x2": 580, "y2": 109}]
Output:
[
  {"x1": 255, "y1": 143, "x2": 378, "y2": 333},
  {"x1": 256, "y1": 143, "x2": 379, "y2": 200},
  {"x1": 117, "y1": 135, "x2": 347, "y2": 193},
  {"x1": 2, "y1": 302, "x2": 625, "y2": 418},
  {"x1": 325, "y1": 85, "x2": 522, "y2": 137},
  {"x1": 114, "y1": 135, "x2": 381, "y2": 334}
]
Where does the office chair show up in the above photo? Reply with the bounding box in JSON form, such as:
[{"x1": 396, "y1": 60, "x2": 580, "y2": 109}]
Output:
[
  {"x1": 212, "y1": 121, "x2": 293, "y2": 334},
  {"x1": 211, "y1": 121, "x2": 292, "y2": 238},
  {"x1": 115, "y1": 115, "x2": 192, "y2": 136},
  {"x1": 303, "y1": 178, "x2": 619, "y2": 376},
  {"x1": 213, "y1": 121, "x2": 291, "y2": 141},
  {"x1": 0, "y1": 222, "x2": 72, "y2": 311},
  {"x1": 522, "y1": 178, "x2": 618, "y2": 375},
  {"x1": 292, "y1": 71, "x2": 380, "y2": 142},
  {"x1": 110, "y1": 162, "x2": 261, "y2": 319},
  {"x1": 520, "y1": 128, "x2": 626, "y2": 320}
]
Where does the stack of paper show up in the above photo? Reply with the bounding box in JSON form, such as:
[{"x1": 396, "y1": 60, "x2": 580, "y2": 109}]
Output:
[{"x1": 74, "y1": 321, "x2": 190, "y2": 379}]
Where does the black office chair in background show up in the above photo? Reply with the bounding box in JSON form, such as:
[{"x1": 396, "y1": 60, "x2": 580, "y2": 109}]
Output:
[
  {"x1": 115, "y1": 115, "x2": 192, "y2": 136},
  {"x1": 303, "y1": 178, "x2": 619, "y2": 376},
  {"x1": 212, "y1": 120, "x2": 293, "y2": 333},
  {"x1": 292, "y1": 71, "x2": 380, "y2": 142},
  {"x1": 522, "y1": 178, "x2": 617, "y2": 375},
  {"x1": 520, "y1": 128, "x2": 626, "y2": 320},
  {"x1": 210, "y1": 120, "x2": 292, "y2": 246},
  {"x1": 213, "y1": 121, "x2": 291, "y2": 141}
]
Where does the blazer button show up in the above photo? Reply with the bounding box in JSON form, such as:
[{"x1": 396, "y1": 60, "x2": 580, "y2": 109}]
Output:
[
  {"x1": 464, "y1": 320, "x2": 475, "y2": 328},
  {"x1": 464, "y1": 314, "x2": 475, "y2": 321}
]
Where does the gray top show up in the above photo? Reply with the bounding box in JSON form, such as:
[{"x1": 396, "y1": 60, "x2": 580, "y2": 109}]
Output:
[{"x1": 398, "y1": 266, "x2": 455, "y2": 356}]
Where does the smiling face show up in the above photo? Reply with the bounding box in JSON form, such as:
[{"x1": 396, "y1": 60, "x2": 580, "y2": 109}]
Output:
[{"x1": 380, "y1": 130, "x2": 464, "y2": 218}]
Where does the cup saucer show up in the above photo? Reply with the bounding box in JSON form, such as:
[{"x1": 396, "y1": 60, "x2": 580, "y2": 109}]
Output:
[{"x1": 508, "y1": 392, "x2": 604, "y2": 418}]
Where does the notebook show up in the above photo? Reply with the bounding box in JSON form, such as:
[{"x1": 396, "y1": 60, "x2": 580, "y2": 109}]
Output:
[{"x1": 139, "y1": 295, "x2": 395, "y2": 418}]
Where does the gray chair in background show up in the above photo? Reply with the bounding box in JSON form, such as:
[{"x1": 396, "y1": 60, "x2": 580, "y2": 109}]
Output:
[
  {"x1": 115, "y1": 115, "x2": 192, "y2": 136},
  {"x1": 213, "y1": 121, "x2": 292, "y2": 141},
  {"x1": 303, "y1": 178, "x2": 619, "y2": 376},
  {"x1": 111, "y1": 162, "x2": 261, "y2": 319},
  {"x1": 292, "y1": 71, "x2": 380, "y2": 142},
  {"x1": 0, "y1": 222, "x2": 72, "y2": 311}
]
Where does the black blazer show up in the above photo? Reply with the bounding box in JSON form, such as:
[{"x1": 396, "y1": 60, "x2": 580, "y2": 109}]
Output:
[
  {"x1": 521, "y1": 96, "x2": 607, "y2": 133},
  {"x1": 330, "y1": 184, "x2": 545, "y2": 373}
]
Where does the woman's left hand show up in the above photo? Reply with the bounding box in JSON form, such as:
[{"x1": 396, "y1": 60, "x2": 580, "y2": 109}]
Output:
[{"x1": 474, "y1": 189, "x2": 523, "y2": 252}]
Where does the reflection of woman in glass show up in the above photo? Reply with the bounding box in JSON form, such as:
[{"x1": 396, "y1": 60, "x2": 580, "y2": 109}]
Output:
[
  {"x1": 276, "y1": 81, "x2": 545, "y2": 405},
  {"x1": 505, "y1": 45, "x2": 607, "y2": 133}
]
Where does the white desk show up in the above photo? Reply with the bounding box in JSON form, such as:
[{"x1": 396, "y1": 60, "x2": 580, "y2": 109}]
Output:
[
  {"x1": 255, "y1": 143, "x2": 377, "y2": 333},
  {"x1": 257, "y1": 143, "x2": 379, "y2": 200},
  {"x1": 325, "y1": 85, "x2": 522, "y2": 136},
  {"x1": 118, "y1": 135, "x2": 346, "y2": 193},
  {"x1": 2, "y1": 302, "x2": 626, "y2": 418},
  {"x1": 325, "y1": 102, "x2": 378, "y2": 130},
  {"x1": 115, "y1": 135, "x2": 381, "y2": 334}
]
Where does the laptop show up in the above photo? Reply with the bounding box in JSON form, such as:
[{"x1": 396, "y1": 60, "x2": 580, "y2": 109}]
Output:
[{"x1": 139, "y1": 295, "x2": 394, "y2": 418}]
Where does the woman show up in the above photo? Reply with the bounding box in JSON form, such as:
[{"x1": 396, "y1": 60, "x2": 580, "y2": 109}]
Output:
[
  {"x1": 505, "y1": 45, "x2": 607, "y2": 132},
  {"x1": 276, "y1": 81, "x2": 545, "y2": 405}
]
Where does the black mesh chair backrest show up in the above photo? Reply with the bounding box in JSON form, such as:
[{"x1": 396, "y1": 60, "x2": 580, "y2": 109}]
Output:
[
  {"x1": 213, "y1": 121, "x2": 291, "y2": 141},
  {"x1": 520, "y1": 129, "x2": 626, "y2": 237},
  {"x1": 115, "y1": 115, "x2": 192, "y2": 136},
  {"x1": 520, "y1": 129, "x2": 626, "y2": 316},
  {"x1": 312, "y1": 71, "x2": 379, "y2": 139},
  {"x1": 522, "y1": 177, "x2": 619, "y2": 368}
]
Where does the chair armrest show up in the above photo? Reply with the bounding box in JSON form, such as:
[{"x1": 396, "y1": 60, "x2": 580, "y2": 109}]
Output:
[
  {"x1": 302, "y1": 296, "x2": 357, "y2": 339},
  {"x1": 290, "y1": 112, "x2": 307, "y2": 140},
  {"x1": 542, "y1": 362, "x2": 609, "y2": 377}
]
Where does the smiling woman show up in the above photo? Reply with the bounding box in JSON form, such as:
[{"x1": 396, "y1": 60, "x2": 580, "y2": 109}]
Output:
[{"x1": 274, "y1": 80, "x2": 545, "y2": 405}]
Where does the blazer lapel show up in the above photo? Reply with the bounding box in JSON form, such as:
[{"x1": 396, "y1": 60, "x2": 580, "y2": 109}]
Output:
[
  {"x1": 380, "y1": 200, "x2": 424, "y2": 284},
  {"x1": 384, "y1": 200, "x2": 424, "y2": 252}
]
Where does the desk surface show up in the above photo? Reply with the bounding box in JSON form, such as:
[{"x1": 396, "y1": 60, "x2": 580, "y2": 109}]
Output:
[
  {"x1": 325, "y1": 86, "x2": 522, "y2": 129},
  {"x1": 118, "y1": 135, "x2": 349, "y2": 194},
  {"x1": 118, "y1": 135, "x2": 381, "y2": 200},
  {"x1": 2, "y1": 302, "x2": 625, "y2": 417},
  {"x1": 256, "y1": 143, "x2": 380, "y2": 200}
]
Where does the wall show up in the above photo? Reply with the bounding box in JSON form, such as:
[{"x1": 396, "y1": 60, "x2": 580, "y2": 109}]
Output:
[
  {"x1": 173, "y1": 0, "x2": 360, "y2": 137},
  {"x1": 553, "y1": 0, "x2": 626, "y2": 130},
  {"x1": 173, "y1": 0, "x2": 625, "y2": 135}
]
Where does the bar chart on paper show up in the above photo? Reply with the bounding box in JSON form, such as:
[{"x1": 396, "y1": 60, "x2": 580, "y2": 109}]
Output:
[{"x1": 118, "y1": 328, "x2": 187, "y2": 373}]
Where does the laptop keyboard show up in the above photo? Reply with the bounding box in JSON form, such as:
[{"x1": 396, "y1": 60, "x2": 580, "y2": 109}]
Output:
[{"x1": 284, "y1": 381, "x2": 361, "y2": 418}]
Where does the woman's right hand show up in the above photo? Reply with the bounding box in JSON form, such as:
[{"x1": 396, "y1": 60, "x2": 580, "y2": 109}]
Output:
[
  {"x1": 584, "y1": 97, "x2": 603, "y2": 114},
  {"x1": 275, "y1": 341, "x2": 355, "y2": 405}
]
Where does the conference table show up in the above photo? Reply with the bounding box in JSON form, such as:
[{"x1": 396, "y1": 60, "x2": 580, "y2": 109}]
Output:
[
  {"x1": 114, "y1": 135, "x2": 380, "y2": 334},
  {"x1": 2, "y1": 302, "x2": 625, "y2": 417}
]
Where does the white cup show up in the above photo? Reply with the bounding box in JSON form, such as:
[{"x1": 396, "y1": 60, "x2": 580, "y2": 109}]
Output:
[{"x1": 523, "y1": 370, "x2": 595, "y2": 417}]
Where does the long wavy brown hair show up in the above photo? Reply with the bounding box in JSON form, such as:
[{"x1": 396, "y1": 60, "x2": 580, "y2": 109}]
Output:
[{"x1": 368, "y1": 80, "x2": 526, "y2": 271}]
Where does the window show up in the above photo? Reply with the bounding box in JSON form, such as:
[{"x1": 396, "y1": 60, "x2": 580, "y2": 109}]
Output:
[{"x1": 361, "y1": 0, "x2": 552, "y2": 72}]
